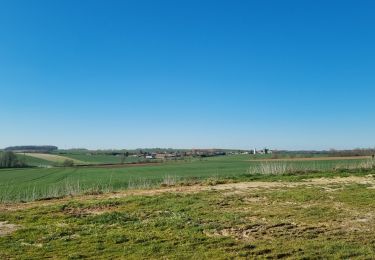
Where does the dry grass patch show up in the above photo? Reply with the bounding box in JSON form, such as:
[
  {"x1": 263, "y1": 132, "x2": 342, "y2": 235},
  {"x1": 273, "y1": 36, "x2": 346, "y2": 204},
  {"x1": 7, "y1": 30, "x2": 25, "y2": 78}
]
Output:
[
  {"x1": 0, "y1": 222, "x2": 19, "y2": 237},
  {"x1": 204, "y1": 222, "x2": 329, "y2": 242}
]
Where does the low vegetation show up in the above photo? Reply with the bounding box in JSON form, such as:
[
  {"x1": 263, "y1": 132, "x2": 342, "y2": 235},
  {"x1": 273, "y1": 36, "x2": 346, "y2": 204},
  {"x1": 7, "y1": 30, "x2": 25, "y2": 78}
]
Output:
[
  {"x1": 1, "y1": 154, "x2": 375, "y2": 258},
  {"x1": 1, "y1": 177, "x2": 375, "y2": 258},
  {"x1": 62, "y1": 159, "x2": 75, "y2": 167},
  {"x1": 0, "y1": 155, "x2": 374, "y2": 203},
  {"x1": 247, "y1": 159, "x2": 375, "y2": 175}
]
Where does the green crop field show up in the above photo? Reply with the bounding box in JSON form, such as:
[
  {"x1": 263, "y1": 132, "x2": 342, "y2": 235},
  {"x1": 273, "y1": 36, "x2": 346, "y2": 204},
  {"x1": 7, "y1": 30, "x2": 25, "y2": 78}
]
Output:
[
  {"x1": 1, "y1": 155, "x2": 375, "y2": 259},
  {"x1": 18, "y1": 154, "x2": 55, "y2": 167},
  {"x1": 16, "y1": 153, "x2": 146, "y2": 166},
  {"x1": 0, "y1": 155, "x2": 372, "y2": 203},
  {"x1": 61, "y1": 153, "x2": 145, "y2": 164}
]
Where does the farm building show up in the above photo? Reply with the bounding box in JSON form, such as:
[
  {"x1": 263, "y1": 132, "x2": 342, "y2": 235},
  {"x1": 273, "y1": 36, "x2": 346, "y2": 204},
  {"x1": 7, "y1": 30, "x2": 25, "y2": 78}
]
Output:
[{"x1": 253, "y1": 148, "x2": 272, "y2": 154}]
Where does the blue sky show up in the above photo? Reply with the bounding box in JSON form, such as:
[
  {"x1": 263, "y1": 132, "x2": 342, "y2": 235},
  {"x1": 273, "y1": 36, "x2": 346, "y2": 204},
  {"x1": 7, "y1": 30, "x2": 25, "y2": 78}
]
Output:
[{"x1": 1, "y1": 0, "x2": 374, "y2": 150}]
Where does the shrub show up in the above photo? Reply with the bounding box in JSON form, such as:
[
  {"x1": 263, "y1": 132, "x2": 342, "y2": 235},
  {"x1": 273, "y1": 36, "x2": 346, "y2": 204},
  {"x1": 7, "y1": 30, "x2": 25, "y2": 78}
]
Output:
[{"x1": 62, "y1": 159, "x2": 75, "y2": 167}]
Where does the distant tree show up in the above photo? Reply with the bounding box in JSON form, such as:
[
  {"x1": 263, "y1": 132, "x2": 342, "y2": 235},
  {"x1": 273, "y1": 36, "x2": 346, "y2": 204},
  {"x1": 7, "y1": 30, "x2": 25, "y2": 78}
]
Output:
[
  {"x1": 62, "y1": 159, "x2": 74, "y2": 167},
  {"x1": 4, "y1": 145, "x2": 58, "y2": 153},
  {"x1": 120, "y1": 152, "x2": 129, "y2": 164},
  {"x1": 0, "y1": 151, "x2": 26, "y2": 168}
]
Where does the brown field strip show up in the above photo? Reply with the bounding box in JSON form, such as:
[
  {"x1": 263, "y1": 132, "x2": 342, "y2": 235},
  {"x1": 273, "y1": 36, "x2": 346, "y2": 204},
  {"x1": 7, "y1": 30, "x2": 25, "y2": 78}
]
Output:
[{"x1": 248, "y1": 156, "x2": 372, "y2": 162}]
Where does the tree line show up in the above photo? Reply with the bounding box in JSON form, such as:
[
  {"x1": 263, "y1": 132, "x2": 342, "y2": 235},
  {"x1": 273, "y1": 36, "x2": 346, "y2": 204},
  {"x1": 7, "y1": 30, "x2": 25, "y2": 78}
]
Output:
[
  {"x1": 0, "y1": 151, "x2": 27, "y2": 168},
  {"x1": 4, "y1": 145, "x2": 58, "y2": 153}
]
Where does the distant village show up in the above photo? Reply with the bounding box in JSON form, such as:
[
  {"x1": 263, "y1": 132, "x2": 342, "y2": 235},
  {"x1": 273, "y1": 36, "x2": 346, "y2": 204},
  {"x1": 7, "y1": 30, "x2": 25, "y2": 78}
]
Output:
[
  {"x1": 125, "y1": 148, "x2": 273, "y2": 160},
  {"x1": 7, "y1": 146, "x2": 375, "y2": 161},
  {"x1": 3, "y1": 145, "x2": 274, "y2": 161}
]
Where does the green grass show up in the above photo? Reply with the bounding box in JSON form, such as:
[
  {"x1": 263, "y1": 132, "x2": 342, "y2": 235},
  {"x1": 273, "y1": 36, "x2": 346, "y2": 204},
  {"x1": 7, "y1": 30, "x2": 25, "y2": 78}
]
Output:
[
  {"x1": 0, "y1": 155, "x2": 373, "y2": 202},
  {"x1": 17, "y1": 153, "x2": 146, "y2": 166},
  {"x1": 1, "y1": 182, "x2": 375, "y2": 258},
  {"x1": 61, "y1": 153, "x2": 145, "y2": 164},
  {"x1": 16, "y1": 154, "x2": 54, "y2": 167}
]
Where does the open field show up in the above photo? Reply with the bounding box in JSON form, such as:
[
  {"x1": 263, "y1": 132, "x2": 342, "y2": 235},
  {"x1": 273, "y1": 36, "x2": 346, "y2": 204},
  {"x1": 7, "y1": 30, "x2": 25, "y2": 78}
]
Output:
[
  {"x1": 248, "y1": 156, "x2": 372, "y2": 162},
  {"x1": 0, "y1": 155, "x2": 374, "y2": 203},
  {"x1": 19, "y1": 153, "x2": 85, "y2": 164},
  {"x1": 17, "y1": 154, "x2": 54, "y2": 167},
  {"x1": 1, "y1": 175, "x2": 375, "y2": 258},
  {"x1": 18, "y1": 152, "x2": 148, "y2": 166},
  {"x1": 58, "y1": 153, "x2": 146, "y2": 164}
]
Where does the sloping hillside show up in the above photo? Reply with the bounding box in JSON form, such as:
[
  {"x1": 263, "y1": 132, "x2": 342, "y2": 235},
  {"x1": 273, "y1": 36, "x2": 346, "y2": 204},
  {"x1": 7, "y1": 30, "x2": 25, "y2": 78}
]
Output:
[{"x1": 19, "y1": 153, "x2": 85, "y2": 164}]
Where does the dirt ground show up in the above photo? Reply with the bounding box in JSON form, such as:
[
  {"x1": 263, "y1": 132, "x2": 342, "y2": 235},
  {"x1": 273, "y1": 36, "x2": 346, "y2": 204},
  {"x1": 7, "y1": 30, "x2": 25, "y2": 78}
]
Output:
[{"x1": 0, "y1": 222, "x2": 18, "y2": 237}]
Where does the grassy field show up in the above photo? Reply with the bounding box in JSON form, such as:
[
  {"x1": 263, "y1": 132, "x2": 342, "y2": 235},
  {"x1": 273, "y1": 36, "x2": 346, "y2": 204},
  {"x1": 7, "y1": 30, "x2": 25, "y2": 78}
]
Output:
[
  {"x1": 17, "y1": 154, "x2": 55, "y2": 167},
  {"x1": 1, "y1": 175, "x2": 375, "y2": 259},
  {"x1": 61, "y1": 153, "x2": 146, "y2": 164},
  {"x1": 18, "y1": 153, "x2": 85, "y2": 165},
  {"x1": 19, "y1": 152, "x2": 148, "y2": 166},
  {"x1": 0, "y1": 155, "x2": 373, "y2": 203}
]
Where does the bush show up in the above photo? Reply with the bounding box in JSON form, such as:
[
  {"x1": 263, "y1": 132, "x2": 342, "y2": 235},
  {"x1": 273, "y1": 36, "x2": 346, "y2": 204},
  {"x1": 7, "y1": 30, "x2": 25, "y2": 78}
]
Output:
[{"x1": 62, "y1": 159, "x2": 75, "y2": 167}]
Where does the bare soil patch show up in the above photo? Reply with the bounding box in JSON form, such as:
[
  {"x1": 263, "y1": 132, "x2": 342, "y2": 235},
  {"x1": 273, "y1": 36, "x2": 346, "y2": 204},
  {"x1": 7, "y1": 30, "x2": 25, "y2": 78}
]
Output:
[
  {"x1": 307, "y1": 175, "x2": 375, "y2": 185},
  {"x1": 0, "y1": 221, "x2": 18, "y2": 236}
]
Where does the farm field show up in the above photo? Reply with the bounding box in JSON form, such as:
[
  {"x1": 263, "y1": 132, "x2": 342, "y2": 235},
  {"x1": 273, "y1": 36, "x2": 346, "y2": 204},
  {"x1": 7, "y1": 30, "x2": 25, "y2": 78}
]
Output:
[
  {"x1": 19, "y1": 153, "x2": 85, "y2": 165},
  {"x1": 1, "y1": 175, "x2": 375, "y2": 258},
  {"x1": 0, "y1": 155, "x2": 373, "y2": 203},
  {"x1": 17, "y1": 153, "x2": 146, "y2": 166},
  {"x1": 61, "y1": 153, "x2": 146, "y2": 164},
  {"x1": 248, "y1": 155, "x2": 372, "y2": 162},
  {"x1": 17, "y1": 154, "x2": 55, "y2": 167}
]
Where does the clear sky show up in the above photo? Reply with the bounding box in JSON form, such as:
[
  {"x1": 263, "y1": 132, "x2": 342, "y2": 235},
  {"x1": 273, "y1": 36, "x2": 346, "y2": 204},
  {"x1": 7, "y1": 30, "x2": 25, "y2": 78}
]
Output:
[{"x1": 1, "y1": 0, "x2": 374, "y2": 150}]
